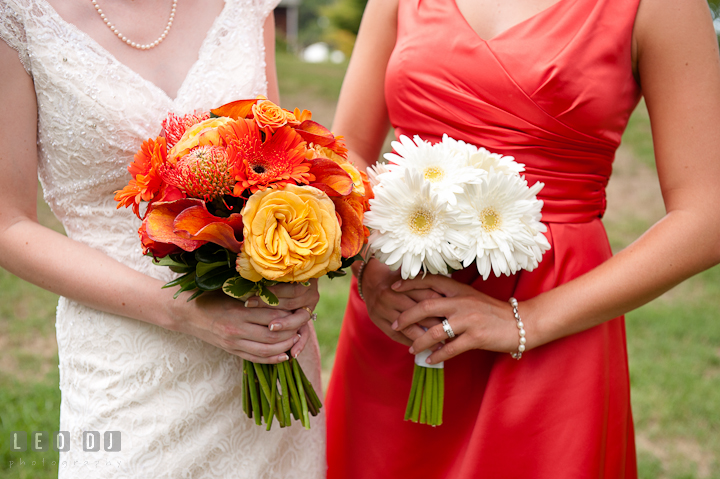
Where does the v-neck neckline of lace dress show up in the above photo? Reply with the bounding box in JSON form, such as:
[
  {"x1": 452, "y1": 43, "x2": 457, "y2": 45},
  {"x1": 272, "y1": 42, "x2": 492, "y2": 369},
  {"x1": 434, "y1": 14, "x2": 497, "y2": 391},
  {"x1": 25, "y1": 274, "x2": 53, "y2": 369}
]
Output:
[{"x1": 37, "y1": 0, "x2": 230, "y2": 103}]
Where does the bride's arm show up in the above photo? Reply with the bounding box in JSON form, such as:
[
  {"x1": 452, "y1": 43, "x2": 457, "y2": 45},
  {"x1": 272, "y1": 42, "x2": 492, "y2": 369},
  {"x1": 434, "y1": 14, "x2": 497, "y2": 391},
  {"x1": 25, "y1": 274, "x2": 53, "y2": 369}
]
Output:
[
  {"x1": 393, "y1": 0, "x2": 720, "y2": 363},
  {"x1": 263, "y1": 11, "x2": 280, "y2": 104},
  {"x1": 0, "y1": 40, "x2": 315, "y2": 364}
]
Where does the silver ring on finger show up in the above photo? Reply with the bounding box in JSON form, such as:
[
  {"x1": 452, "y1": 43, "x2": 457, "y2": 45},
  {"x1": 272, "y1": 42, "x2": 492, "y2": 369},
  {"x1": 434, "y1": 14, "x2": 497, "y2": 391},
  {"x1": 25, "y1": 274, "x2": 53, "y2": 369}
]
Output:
[{"x1": 442, "y1": 319, "x2": 455, "y2": 339}]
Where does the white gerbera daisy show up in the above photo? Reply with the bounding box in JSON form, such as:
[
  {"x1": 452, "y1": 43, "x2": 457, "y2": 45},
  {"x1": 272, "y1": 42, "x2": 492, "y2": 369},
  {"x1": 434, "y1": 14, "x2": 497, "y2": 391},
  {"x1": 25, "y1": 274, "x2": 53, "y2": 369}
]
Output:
[
  {"x1": 364, "y1": 168, "x2": 468, "y2": 279},
  {"x1": 455, "y1": 172, "x2": 551, "y2": 280},
  {"x1": 440, "y1": 134, "x2": 525, "y2": 177},
  {"x1": 366, "y1": 161, "x2": 392, "y2": 188},
  {"x1": 383, "y1": 135, "x2": 482, "y2": 205}
]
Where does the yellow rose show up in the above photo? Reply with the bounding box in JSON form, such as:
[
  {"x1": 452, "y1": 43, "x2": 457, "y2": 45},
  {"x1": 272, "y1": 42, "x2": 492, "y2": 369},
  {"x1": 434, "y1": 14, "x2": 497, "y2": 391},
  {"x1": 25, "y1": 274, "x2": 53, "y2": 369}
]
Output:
[
  {"x1": 236, "y1": 184, "x2": 342, "y2": 282},
  {"x1": 169, "y1": 117, "x2": 233, "y2": 160}
]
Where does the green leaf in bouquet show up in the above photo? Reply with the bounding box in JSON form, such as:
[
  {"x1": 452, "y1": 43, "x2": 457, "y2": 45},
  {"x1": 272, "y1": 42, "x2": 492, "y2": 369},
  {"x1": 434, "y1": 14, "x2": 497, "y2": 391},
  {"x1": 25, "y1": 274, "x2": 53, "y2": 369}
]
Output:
[
  {"x1": 195, "y1": 267, "x2": 237, "y2": 291},
  {"x1": 169, "y1": 264, "x2": 195, "y2": 274},
  {"x1": 195, "y1": 245, "x2": 228, "y2": 264},
  {"x1": 257, "y1": 282, "x2": 280, "y2": 306},
  {"x1": 196, "y1": 261, "x2": 227, "y2": 277},
  {"x1": 326, "y1": 269, "x2": 347, "y2": 279},
  {"x1": 162, "y1": 271, "x2": 195, "y2": 289},
  {"x1": 340, "y1": 253, "x2": 364, "y2": 270},
  {"x1": 153, "y1": 255, "x2": 192, "y2": 268},
  {"x1": 187, "y1": 290, "x2": 204, "y2": 302},
  {"x1": 168, "y1": 273, "x2": 198, "y2": 300},
  {"x1": 222, "y1": 276, "x2": 257, "y2": 300}
]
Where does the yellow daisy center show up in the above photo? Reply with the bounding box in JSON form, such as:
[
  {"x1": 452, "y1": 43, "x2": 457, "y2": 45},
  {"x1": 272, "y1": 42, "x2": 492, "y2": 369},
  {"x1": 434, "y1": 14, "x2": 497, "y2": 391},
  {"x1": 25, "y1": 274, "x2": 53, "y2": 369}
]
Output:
[
  {"x1": 409, "y1": 208, "x2": 434, "y2": 236},
  {"x1": 423, "y1": 166, "x2": 444, "y2": 182},
  {"x1": 480, "y1": 207, "x2": 501, "y2": 232}
]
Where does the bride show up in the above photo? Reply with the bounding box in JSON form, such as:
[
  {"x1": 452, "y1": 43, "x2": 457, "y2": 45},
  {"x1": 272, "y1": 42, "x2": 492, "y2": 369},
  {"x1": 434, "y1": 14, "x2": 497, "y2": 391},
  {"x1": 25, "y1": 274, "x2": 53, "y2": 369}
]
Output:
[{"x1": 0, "y1": 0, "x2": 326, "y2": 478}]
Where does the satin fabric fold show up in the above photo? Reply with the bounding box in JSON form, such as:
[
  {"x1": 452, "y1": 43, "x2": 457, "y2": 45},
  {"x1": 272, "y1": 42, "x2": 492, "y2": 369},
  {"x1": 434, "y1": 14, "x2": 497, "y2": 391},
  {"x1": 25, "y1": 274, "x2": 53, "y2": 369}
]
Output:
[{"x1": 327, "y1": 0, "x2": 641, "y2": 476}]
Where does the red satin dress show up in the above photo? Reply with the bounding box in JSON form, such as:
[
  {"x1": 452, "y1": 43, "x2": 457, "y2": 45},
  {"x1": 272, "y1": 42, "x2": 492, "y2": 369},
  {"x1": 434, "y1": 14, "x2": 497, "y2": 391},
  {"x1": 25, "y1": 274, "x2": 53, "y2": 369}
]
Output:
[{"x1": 326, "y1": 0, "x2": 642, "y2": 477}]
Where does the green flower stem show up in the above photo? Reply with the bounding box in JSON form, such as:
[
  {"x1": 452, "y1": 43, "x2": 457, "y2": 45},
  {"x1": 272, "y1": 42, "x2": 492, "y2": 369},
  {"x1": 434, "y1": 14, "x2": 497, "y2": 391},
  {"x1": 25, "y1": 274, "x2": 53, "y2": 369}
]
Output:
[
  {"x1": 260, "y1": 382, "x2": 270, "y2": 424},
  {"x1": 298, "y1": 364, "x2": 323, "y2": 413},
  {"x1": 246, "y1": 361, "x2": 262, "y2": 426},
  {"x1": 292, "y1": 358, "x2": 311, "y2": 430},
  {"x1": 282, "y1": 361, "x2": 302, "y2": 421},
  {"x1": 278, "y1": 361, "x2": 292, "y2": 426},
  {"x1": 242, "y1": 362, "x2": 250, "y2": 418},
  {"x1": 437, "y1": 368, "x2": 444, "y2": 426},
  {"x1": 253, "y1": 363, "x2": 274, "y2": 419},
  {"x1": 405, "y1": 365, "x2": 422, "y2": 421},
  {"x1": 410, "y1": 367, "x2": 426, "y2": 423},
  {"x1": 275, "y1": 388, "x2": 290, "y2": 427},
  {"x1": 266, "y1": 365, "x2": 280, "y2": 431},
  {"x1": 305, "y1": 391, "x2": 318, "y2": 417},
  {"x1": 420, "y1": 369, "x2": 429, "y2": 425},
  {"x1": 429, "y1": 369, "x2": 437, "y2": 426}
]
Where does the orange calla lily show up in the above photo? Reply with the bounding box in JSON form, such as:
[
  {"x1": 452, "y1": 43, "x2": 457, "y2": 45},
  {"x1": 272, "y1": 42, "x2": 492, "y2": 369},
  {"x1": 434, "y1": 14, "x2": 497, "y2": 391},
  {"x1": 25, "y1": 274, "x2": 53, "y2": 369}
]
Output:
[
  {"x1": 144, "y1": 199, "x2": 244, "y2": 253},
  {"x1": 332, "y1": 196, "x2": 366, "y2": 258},
  {"x1": 295, "y1": 120, "x2": 349, "y2": 158},
  {"x1": 144, "y1": 199, "x2": 207, "y2": 252},
  {"x1": 309, "y1": 158, "x2": 354, "y2": 196},
  {"x1": 138, "y1": 220, "x2": 183, "y2": 258},
  {"x1": 173, "y1": 206, "x2": 244, "y2": 253},
  {"x1": 211, "y1": 99, "x2": 258, "y2": 120}
]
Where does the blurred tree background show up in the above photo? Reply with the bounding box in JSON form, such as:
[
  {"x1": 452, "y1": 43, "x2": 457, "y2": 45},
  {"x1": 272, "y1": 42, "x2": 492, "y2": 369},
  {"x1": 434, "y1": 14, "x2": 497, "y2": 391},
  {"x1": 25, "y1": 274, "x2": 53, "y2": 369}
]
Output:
[{"x1": 289, "y1": 0, "x2": 719, "y2": 54}]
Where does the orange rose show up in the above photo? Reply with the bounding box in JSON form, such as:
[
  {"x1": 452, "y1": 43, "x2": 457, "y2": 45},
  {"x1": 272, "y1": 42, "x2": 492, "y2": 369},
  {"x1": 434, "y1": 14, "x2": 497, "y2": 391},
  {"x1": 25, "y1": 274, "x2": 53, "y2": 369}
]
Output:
[{"x1": 252, "y1": 98, "x2": 289, "y2": 130}]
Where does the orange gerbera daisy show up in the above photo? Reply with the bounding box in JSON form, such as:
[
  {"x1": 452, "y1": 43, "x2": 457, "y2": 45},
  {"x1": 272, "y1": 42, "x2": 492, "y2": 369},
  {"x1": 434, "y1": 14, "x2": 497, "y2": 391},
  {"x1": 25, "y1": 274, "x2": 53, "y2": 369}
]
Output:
[
  {"x1": 114, "y1": 136, "x2": 169, "y2": 217},
  {"x1": 221, "y1": 119, "x2": 313, "y2": 194}
]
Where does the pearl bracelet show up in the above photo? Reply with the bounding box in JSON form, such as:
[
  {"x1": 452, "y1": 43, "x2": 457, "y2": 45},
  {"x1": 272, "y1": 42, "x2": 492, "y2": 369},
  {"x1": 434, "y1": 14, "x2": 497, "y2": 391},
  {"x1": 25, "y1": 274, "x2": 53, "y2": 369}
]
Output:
[
  {"x1": 356, "y1": 260, "x2": 369, "y2": 302},
  {"x1": 508, "y1": 297, "x2": 526, "y2": 360}
]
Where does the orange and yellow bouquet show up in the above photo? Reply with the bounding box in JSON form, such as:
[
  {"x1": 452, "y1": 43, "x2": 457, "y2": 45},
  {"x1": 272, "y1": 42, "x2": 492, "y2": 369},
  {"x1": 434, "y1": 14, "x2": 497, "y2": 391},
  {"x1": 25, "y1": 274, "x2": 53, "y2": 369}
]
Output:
[{"x1": 115, "y1": 96, "x2": 372, "y2": 430}]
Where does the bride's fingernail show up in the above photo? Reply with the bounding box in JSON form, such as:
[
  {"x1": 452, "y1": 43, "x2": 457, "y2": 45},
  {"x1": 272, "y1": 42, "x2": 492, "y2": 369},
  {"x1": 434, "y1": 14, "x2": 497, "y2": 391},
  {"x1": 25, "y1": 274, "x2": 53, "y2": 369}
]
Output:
[
  {"x1": 426, "y1": 357, "x2": 433, "y2": 364},
  {"x1": 294, "y1": 351, "x2": 299, "y2": 359},
  {"x1": 409, "y1": 346, "x2": 415, "y2": 354},
  {"x1": 269, "y1": 323, "x2": 279, "y2": 332},
  {"x1": 279, "y1": 354, "x2": 289, "y2": 362},
  {"x1": 293, "y1": 334, "x2": 300, "y2": 344},
  {"x1": 391, "y1": 321, "x2": 399, "y2": 330},
  {"x1": 245, "y1": 299, "x2": 258, "y2": 308},
  {"x1": 391, "y1": 281, "x2": 402, "y2": 290}
]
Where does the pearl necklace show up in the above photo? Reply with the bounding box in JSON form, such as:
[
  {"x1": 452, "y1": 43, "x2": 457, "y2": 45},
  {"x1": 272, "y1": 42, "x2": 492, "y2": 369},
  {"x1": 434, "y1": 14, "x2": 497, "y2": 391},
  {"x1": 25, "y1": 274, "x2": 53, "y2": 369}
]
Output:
[{"x1": 91, "y1": 0, "x2": 178, "y2": 50}]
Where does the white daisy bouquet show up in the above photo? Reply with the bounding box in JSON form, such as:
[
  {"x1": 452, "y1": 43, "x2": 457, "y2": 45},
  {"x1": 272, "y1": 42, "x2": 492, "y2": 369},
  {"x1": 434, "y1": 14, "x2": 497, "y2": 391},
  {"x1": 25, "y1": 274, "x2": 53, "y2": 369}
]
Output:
[{"x1": 364, "y1": 135, "x2": 551, "y2": 426}]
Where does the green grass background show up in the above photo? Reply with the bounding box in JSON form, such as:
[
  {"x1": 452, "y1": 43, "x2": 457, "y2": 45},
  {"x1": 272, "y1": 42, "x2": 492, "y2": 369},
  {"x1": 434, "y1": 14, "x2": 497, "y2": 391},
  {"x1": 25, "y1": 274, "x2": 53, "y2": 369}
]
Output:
[{"x1": 1, "y1": 51, "x2": 718, "y2": 478}]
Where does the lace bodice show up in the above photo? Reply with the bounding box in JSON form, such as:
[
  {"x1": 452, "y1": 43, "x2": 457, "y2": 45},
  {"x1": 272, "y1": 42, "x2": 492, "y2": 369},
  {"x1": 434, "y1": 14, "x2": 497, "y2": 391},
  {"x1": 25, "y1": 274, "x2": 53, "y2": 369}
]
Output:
[
  {"x1": 2, "y1": 0, "x2": 277, "y2": 273},
  {"x1": 0, "y1": 1, "x2": 326, "y2": 478}
]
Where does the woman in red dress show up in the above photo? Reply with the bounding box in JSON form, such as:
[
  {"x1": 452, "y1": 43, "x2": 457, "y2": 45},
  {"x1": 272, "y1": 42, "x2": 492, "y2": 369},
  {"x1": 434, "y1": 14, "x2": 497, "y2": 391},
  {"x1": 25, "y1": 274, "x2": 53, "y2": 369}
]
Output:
[{"x1": 325, "y1": 0, "x2": 720, "y2": 477}]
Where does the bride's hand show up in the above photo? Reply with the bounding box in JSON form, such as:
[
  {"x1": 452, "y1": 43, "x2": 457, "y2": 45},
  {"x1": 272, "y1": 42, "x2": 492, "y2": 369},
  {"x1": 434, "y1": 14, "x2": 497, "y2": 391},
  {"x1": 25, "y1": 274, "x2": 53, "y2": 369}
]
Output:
[
  {"x1": 360, "y1": 259, "x2": 443, "y2": 346},
  {"x1": 170, "y1": 280, "x2": 319, "y2": 364},
  {"x1": 390, "y1": 275, "x2": 526, "y2": 365}
]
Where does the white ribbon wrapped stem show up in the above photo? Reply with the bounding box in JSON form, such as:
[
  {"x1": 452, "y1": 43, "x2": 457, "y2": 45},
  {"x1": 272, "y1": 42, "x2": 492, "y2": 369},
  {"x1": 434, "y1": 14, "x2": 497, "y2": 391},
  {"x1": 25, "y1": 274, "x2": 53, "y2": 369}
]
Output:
[{"x1": 414, "y1": 349, "x2": 444, "y2": 369}]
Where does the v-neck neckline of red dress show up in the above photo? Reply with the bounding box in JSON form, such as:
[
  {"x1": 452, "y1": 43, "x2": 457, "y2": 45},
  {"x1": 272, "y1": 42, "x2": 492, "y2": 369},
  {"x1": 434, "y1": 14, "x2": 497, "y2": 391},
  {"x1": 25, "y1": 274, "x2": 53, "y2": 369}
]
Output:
[{"x1": 450, "y1": 0, "x2": 573, "y2": 43}]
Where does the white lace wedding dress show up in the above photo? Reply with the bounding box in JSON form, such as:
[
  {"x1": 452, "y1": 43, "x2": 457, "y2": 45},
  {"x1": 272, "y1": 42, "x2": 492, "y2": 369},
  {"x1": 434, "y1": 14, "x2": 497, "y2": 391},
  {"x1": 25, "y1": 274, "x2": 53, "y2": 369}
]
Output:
[{"x1": 0, "y1": 1, "x2": 326, "y2": 477}]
